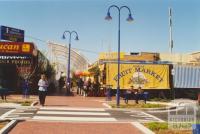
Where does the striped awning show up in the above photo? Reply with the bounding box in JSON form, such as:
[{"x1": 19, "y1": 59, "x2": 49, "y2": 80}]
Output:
[{"x1": 173, "y1": 65, "x2": 200, "y2": 88}]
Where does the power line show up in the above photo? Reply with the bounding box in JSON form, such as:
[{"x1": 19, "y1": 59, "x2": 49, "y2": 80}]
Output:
[
  {"x1": 26, "y1": 35, "x2": 47, "y2": 43},
  {"x1": 73, "y1": 48, "x2": 99, "y2": 54},
  {"x1": 25, "y1": 35, "x2": 99, "y2": 54}
]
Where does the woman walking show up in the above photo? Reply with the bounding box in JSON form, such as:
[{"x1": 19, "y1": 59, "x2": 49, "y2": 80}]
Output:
[{"x1": 38, "y1": 74, "x2": 48, "y2": 106}]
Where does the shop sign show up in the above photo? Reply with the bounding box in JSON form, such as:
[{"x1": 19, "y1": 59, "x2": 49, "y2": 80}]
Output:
[
  {"x1": 0, "y1": 25, "x2": 24, "y2": 42},
  {"x1": 0, "y1": 42, "x2": 34, "y2": 54},
  {"x1": 0, "y1": 59, "x2": 31, "y2": 65}
]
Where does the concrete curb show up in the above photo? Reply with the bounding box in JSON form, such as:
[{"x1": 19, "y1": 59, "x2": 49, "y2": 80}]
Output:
[
  {"x1": 31, "y1": 101, "x2": 38, "y2": 107},
  {"x1": 139, "y1": 106, "x2": 177, "y2": 111},
  {"x1": 131, "y1": 122, "x2": 155, "y2": 134},
  {"x1": 102, "y1": 104, "x2": 177, "y2": 111},
  {"x1": 0, "y1": 120, "x2": 18, "y2": 134},
  {"x1": 0, "y1": 109, "x2": 16, "y2": 120}
]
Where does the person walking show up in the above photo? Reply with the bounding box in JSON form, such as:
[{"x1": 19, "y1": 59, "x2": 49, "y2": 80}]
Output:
[
  {"x1": 22, "y1": 78, "x2": 30, "y2": 99},
  {"x1": 86, "y1": 78, "x2": 92, "y2": 96},
  {"x1": 134, "y1": 87, "x2": 139, "y2": 104},
  {"x1": 58, "y1": 77, "x2": 64, "y2": 94},
  {"x1": 93, "y1": 81, "x2": 100, "y2": 97},
  {"x1": 77, "y1": 77, "x2": 83, "y2": 95},
  {"x1": 0, "y1": 78, "x2": 7, "y2": 101},
  {"x1": 38, "y1": 74, "x2": 48, "y2": 106},
  {"x1": 83, "y1": 80, "x2": 88, "y2": 97}
]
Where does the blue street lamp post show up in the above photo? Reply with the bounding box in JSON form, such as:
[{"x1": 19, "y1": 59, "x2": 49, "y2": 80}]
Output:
[
  {"x1": 62, "y1": 31, "x2": 79, "y2": 95},
  {"x1": 105, "y1": 5, "x2": 133, "y2": 107}
]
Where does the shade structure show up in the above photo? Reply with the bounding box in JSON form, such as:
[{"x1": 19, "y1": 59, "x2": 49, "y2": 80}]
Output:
[{"x1": 75, "y1": 71, "x2": 93, "y2": 76}]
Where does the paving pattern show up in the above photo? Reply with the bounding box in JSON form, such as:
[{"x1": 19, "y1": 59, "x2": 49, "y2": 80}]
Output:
[{"x1": 2, "y1": 107, "x2": 164, "y2": 123}]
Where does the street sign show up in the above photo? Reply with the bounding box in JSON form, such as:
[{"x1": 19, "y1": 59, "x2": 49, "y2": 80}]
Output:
[{"x1": 0, "y1": 25, "x2": 24, "y2": 42}]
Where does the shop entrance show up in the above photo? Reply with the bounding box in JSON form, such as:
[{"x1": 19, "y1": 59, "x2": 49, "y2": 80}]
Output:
[{"x1": 0, "y1": 64, "x2": 18, "y2": 91}]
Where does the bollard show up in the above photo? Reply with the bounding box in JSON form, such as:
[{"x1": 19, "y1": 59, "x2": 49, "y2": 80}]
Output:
[
  {"x1": 143, "y1": 92, "x2": 149, "y2": 104},
  {"x1": 105, "y1": 88, "x2": 112, "y2": 101}
]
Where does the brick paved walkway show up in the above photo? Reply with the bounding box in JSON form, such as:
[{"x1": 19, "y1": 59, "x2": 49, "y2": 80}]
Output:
[
  {"x1": 6, "y1": 95, "x2": 145, "y2": 134},
  {"x1": 37, "y1": 95, "x2": 107, "y2": 108},
  {"x1": 9, "y1": 121, "x2": 144, "y2": 134}
]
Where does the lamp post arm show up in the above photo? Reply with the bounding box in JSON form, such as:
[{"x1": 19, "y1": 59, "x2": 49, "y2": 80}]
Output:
[
  {"x1": 120, "y1": 6, "x2": 132, "y2": 14},
  {"x1": 63, "y1": 30, "x2": 71, "y2": 36},
  {"x1": 108, "y1": 5, "x2": 120, "y2": 14},
  {"x1": 63, "y1": 31, "x2": 72, "y2": 44},
  {"x1": 71, "y1": 31, "x2": 78, "y2": 37}
]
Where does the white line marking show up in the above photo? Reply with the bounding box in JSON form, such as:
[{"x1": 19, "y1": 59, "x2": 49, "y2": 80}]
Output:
[
  {"x1": 14, "y1": 110, "x2": 24, "y2": 112},
  {"x1": 131, "y1": 122, "x2": 155, "y2": 134},
  {"x1": 6, "y1": 115, "x2": 20, "y2": 117},
  {"x1": 148, "y1": 106, "x2": 184, "y2": 113},
  {"x1": 0, "y1": 109, "x2": 16, "y2": 120},
  {"x1": 37, "y1": 111, "x2": 110, "y2": 116},
  {"x1": 141, "y1": 112, "x2": 165, "y2": 122},
  {"x1": 12, "y1": 113, "x2": 34, "y2": 115},
  {"x1": 102, "y1": 103, "x2": 112, "y2": 109},
  {"x1": 137, "y1": 119, "x2": 158, "y2": 122},
  {"x1": 144, "y1": 118, "x2": 158, "y2": 121},
  {"x1": 40, "y1": 107, "x2": 105, "y2": 111},
  {"x1": 130, "y1": 115, "x2": 148, "y2": 117},
  {"x1": 33, "y1": 116, "x2": 117, "y2": 122},
  {"x1": 5, "y1": 117, "x2": 30, "y2": 120},
  {"x1": 124, "y1": 112, "x2": 132, "y2": 114}
]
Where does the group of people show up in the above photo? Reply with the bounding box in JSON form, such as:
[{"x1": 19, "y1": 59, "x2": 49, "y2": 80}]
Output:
[
  {"x1": 124, "y1": 86, "x2": 145, "y2": 104},
  {"x1": 58, "y1": 76, "x2": 101, "y2": 97},
  {"x1": 76, "y1": 78, "x2": 100, "y2": 97},
  {"x1": 0, "y1": 73, "x2": 48, "y2": 106},
  {"x1": 58, "y1": 76, "x2": 75, "y2": 95},
  {"x1": 2, "y1": 73, "x2": 149, "y2": 106}
]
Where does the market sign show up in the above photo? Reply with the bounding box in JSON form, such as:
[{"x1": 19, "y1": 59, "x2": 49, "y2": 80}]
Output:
[
  {"x1": 106, "y1": 63, "x2": 170, "y2": 89},
  {"x1": 0, "y1": 25, "x2": 24, "y2": 42},
  {"x1": 0, "y1": 42, "x2": 34, "y2": 55}
]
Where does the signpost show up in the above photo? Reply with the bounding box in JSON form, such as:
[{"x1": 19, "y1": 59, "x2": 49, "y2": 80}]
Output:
[{"x1": 0, "y1": 25, "x2": 24, "y2": 42}]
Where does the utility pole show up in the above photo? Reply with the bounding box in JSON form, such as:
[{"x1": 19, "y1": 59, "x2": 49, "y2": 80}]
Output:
[{"x1": 169, "y1": 7, "x2": 173, "y2": 54}]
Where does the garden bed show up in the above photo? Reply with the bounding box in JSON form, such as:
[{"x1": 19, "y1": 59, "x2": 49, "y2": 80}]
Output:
[
  {"x1": 110, "y1": 103, "x2": 166, "y2": 108},
  {"x1": 144, "y1": 122, "x2": 192, "y2": 134},
  {"x1": 0, "y1": 100, "x2": 33, "y2": 106}
]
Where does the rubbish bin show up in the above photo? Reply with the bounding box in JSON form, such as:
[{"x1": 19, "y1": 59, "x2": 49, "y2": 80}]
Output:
[{"x1": 192, "y1": 124, "x2": 200, "y2": 134}]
